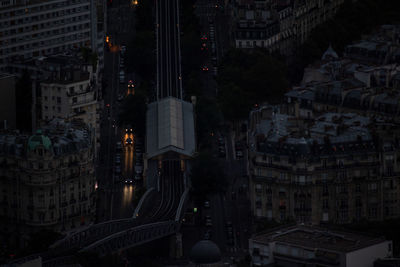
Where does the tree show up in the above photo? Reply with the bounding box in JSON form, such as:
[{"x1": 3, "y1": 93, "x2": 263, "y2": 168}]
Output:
[
  {"x1": 195, "y1": 96, "x2": 223, "y2": 147},
  {"x1": 190, "y1": 150, "x2": 227, "y2": 197},
  {"x1": 217, "y1": 48, "x2": 288, "y2": 121},
  {"x1": 125, "y1": 30, "x2": 155, "y2": 82},
  {"x1": 15, "y1": 70, "x2": 32, "y2": 132}
]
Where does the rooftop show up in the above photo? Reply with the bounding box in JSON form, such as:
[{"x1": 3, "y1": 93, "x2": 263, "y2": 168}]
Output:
[
  {"x1": 252, "y1": 225, "x2": 388, "y2": 253},
  {"x1": 0, "y1": 118, "x2": 92, "y2": 157}
]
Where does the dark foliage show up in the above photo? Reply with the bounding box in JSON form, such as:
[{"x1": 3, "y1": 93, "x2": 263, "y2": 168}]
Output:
[
  {"x1": 217, "y1": 48, "x2": 288, "y2": 121},
  {"x1": 190, "y1": 150, "x2": 227, "y2": 197}
]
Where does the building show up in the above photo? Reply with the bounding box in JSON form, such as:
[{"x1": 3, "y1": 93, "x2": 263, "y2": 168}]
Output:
[
  {"x1": 248, "y1": 105, "x2": 400, "y2": 224},
  {"x1": 0, "y1": 118, "x2": 96, "y2": 249},
  {"x1": 232, "y1": 0, "x2": 344, "y2": 54},
  {"x1": 249, "y1": 225, "x2": 393, "y2": 267},
  {"x1": 0, "y1": 0, "x2": 104, "y2": 71},
  {"x1": 0, "y1": 73, "x2": 16, "y2": 130},
  {"x1": 4, "y1": 52, "x2": 101, "y2": 154}
]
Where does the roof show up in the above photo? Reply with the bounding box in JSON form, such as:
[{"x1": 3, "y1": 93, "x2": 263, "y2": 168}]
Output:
[
  {"x1": 322, "y1": 45, "x2": 339, "y2": 61},
  {"x1": 190, "y1": 240, "x2": 221, "y2": 264},
  {"x1": 27, "y1": 129, "x2": 52, "y2": 151},
  {"x1": 252, "y1": 225, "x2": 388, "y2": 253},
  {"x1": 146, "y1": 97, "x2": 195, "y2": 159}
]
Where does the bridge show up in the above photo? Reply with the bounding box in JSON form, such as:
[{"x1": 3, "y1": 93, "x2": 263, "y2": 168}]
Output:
[{"x1": 9, "y1": 0, "x2": 196, "y2": 264}]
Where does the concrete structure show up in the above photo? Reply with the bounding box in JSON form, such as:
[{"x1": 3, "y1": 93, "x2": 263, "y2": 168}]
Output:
[
  {"x1": 249, "y1": 225, "x2": 392, "y2": 267},
  {"x1": 0, "y1": 0, "x2": 104, "y2": 71},
  {"x1": 0, "y1": 73, "x2": 16, "y2": 130},
  {"x1": 0, "y1": 118, "x2": 96, "y2": 249},
  {"x1": 248, "y1": 105, "x2": 400, "y2": 224}
]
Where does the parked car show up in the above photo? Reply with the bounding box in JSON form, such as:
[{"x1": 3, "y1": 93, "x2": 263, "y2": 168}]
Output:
[
  {"x1": 204, "y1": 201, "x2": 210, "y2": 208},
  {"x1": 236, "y1": 150, "x2": 243, "y2": 159},
  {"x1": 115, "y1": 166, "x2": 121, "y2": 174},
  {"x1": 134, "y1": 173, "x2": 142, "y2": 180},
  {"x1": 204, "y1": 230, "x2": 212, "y2": 240}
]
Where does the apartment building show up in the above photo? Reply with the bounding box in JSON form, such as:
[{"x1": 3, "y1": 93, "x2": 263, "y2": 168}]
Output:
[
  {"x1": 39, "y1": 54, "x2": 101, "y2": 154},
  {"x1": 248, "y1": 105, "x2": 400, "y2": 224},
  {"x1": 0, "y1": 118, "x2": 96, "y2": 248},
  {"x1": 0, "y1": 0, "x2": 103, "y2": 70},
  {"x1": 249, "y1": 225, "x2": 392, "y2": 267},
  {"x1": 233, "y1": 0, "x2": 344, "y2": 54}
]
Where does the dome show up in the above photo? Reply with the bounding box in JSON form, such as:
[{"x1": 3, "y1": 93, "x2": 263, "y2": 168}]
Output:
[
  {"x1": 322, "y1": 44, "x2": 339, "y2": 61},
  {"x1": 190, "y1": 240, "x2": 221, "y2": 264},
  {"x1": 28, "y1": 129, "x2": 52, "y2": 151}
]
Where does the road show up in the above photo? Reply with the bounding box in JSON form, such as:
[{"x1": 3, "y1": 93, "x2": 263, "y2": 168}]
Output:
[
  {"x1": 96, "y1": 0, "x2": 138, "y2": 223},
  {"x1": 181, "y1": 0, "x2": 251, "y2": 262}
]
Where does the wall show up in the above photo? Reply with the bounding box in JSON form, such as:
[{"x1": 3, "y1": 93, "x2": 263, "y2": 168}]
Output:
[{"x1": 346, "y1": 241, "x2": 392, "y2": 267}]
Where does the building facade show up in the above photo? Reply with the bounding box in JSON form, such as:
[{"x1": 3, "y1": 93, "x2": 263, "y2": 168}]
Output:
[
  {"x1": 248, "y1": 106, "x2": 400, "y2": 225},
  {"x1": 0, "y1": 118, "x2": 96, "y2": 248},
  {"x1": 232, "y1": 0, "x2": 344, "y2": 55},
  {"x1": 0, "y1": 0, "x2": 104, "y2": 70},
  {"x1": 249, "y1": 225, "x2": 392, "y2": 267}
]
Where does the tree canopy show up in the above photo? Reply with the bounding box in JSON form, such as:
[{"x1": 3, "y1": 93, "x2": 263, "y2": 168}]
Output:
[
  {"x1": 190, "y1": 150, "x2": 227, "y2": 197},
  {"x1": 217, "y1": 48, "x2": 288, "y2": 121}
]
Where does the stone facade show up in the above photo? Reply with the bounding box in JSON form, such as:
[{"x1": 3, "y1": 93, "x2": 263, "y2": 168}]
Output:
[
  {"x1": 248, "y1": 106, "x2": 400, "y2": 225},
  {"x1": 0, "y1": 118, "x2": 96, "y2": 248}
]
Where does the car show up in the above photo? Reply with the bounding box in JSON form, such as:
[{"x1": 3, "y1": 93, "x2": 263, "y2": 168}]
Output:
[
  {"x1": 206, "y1": 219, "x2": 213, "y2": 227},
  {"x1": 117, "y1": 94, "x2": 124, "y2": 102},
  {"x1": 202, "y1": 66, "x2": 209, "y2": 71},
  {"x1": 134, "y1": 173, "x2": 142, "y2": 180},
  {"x1": 135, "y1": 146, "x2": 142, "y2": 153},
  {"x1": 204, "y1": 230, "x2": 212, "y2": 240},
  {"x1": 126, "y1": 137, "x2": 133, "y2": 145},
  {"x1": 135, "y1": 165, "x2": 143, "y2": 174},
  {"x1": 120, "y1": 45, "x2": 126, "y2": 54},
  {"x1": 217, "y1": 136, "x2": 224, "y2": 144},
  {"x1": 201, "y1": 34, "x2": 208, "y2": 41},
  {"x1": 236, "y1": 150, "x2": 243, "y2": 159},
  {"x1": 115, "y1": 156, "x2": 121, "y2": 164},
  {"x1": 124, "y1": 177, "x2": 133, "y2": 184},
  {"x1": 115, "y1": 166, "x2": 121, "y2": 174},
  {"x1": 116, "y1": 141, "x2": 122, "y2": 150},
  {"x1": 125, "y1": 125, "x2": 133, "y2": 132},
  {"x1": 204, "y1": 201, "x2": 210, "y2": 208},
  {"x1": 213, "y1": 67, "x2": 218, "y2": 76}
]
